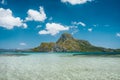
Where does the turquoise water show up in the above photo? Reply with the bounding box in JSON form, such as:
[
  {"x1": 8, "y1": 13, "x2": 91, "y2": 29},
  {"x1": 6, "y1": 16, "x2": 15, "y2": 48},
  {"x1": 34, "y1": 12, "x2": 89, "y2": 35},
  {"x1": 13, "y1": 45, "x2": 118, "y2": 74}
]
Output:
[
  {"x1": 0, "y1": 52, "x2": 120, "y2": 80},
  {"x1": 0, "y1": 51, "x2": 119, "y2": 55}
]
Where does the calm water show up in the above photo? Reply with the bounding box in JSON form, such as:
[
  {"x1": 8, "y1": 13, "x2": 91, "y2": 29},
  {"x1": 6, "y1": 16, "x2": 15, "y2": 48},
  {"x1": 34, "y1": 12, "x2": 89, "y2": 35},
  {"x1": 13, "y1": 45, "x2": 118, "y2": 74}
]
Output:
[{"x1": 0, "y1": 52, "x2": 120, "y2": 80}]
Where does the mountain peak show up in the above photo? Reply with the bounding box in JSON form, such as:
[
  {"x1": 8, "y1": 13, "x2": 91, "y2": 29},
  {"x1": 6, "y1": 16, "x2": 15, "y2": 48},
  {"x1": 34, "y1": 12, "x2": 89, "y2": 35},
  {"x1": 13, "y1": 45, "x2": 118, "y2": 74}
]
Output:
[
  {"x1": 57, "y1": 33, "x2": 74, "y2": 43},
  {"x1": 32, "y1": 33, "x2": 119, "y2": 52}
]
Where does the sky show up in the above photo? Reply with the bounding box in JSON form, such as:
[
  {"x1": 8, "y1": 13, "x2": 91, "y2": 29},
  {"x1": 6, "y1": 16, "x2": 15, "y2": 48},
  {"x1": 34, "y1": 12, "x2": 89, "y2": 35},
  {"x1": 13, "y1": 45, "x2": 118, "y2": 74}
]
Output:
[{"x1": 0, "y1": 0, "x2": 120, "y2": 49}]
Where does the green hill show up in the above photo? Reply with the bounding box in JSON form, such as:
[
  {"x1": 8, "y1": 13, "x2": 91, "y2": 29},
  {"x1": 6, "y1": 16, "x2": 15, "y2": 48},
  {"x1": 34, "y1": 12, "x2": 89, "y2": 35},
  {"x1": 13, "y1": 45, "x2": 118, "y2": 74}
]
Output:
[{"x1": 32, "y1": 33, "x2": 119, "y2": 52}]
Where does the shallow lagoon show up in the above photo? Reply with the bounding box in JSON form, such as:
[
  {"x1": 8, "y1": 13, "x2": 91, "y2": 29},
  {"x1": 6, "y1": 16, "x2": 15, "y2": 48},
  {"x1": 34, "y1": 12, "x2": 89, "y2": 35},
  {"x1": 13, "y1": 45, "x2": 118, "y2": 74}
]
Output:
[{"x1": 0, "y1": 52, "x2": 120, "y2": 80}]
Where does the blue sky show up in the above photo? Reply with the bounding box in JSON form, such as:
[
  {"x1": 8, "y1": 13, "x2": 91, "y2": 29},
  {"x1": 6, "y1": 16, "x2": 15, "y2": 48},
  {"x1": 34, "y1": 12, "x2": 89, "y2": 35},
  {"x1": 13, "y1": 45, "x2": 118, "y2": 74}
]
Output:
[{"x1": 0, "y1": 0, "x2": 120, "y2": 49}]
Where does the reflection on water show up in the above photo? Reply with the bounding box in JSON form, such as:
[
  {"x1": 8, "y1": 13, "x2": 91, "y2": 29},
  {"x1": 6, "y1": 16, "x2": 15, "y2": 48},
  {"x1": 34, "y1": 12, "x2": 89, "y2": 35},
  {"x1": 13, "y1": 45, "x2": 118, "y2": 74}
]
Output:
[{"x1": 0, "y1": 52, "x2": 120, "y2": 80}]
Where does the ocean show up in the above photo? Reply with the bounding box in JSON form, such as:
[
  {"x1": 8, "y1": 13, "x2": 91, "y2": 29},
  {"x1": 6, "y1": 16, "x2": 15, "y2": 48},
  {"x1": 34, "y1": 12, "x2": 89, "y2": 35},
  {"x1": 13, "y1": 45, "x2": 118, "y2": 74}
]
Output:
[{"x1": 0, "y1": 52, "x2": 120, "y2": 80}]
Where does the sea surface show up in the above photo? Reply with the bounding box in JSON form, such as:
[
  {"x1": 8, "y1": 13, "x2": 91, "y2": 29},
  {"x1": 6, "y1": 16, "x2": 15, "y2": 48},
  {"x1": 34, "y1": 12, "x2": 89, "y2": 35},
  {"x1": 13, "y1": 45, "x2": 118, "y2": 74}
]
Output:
[{"x1": 0, "y1": 52, "x2": 120, "y2": 80}]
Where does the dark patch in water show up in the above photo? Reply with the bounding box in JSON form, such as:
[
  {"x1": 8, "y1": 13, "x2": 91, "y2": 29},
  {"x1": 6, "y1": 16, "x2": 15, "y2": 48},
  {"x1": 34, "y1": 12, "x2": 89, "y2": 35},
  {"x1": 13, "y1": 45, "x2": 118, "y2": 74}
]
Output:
[{"x1": 72, "y1": 53, "x2": 120, "y2": 58}]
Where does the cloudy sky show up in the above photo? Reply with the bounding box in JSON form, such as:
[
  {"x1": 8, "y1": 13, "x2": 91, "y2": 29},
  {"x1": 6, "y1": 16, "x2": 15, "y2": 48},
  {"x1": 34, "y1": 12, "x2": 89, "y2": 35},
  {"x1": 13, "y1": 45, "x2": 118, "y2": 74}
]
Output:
[{"x1": 0, "y1": 0, "x2": 120, "y2": 49}]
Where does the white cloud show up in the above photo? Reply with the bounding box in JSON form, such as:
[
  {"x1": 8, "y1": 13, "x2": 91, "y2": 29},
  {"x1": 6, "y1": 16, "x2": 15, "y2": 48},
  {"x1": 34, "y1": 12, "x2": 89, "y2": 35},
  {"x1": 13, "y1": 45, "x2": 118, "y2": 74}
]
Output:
[
  {"x1": 36, "y1": 25, "x2": 42, "y2": 28},
  {"x1": 70, "y1": 26, "x2": 78, "y2": 35},
  {"x1": 70, "y1": 26, "x2": 78, "y2": 29},
  {"x1": 1, "y1": 0, "x2": 5, "y2": 4},
  {"x1": 88, "y1": 28, "x2": 92, "y2": 32},
  {"x1": 39, "y1": 30, "x2": 49, "y2": 35},
  {"x1": 22, "y1": 23, "x2": 27, "y2": 28},
  {"x1": 71, "y1": 29, "x2": 79, "y2": 35},
  {"x1": 1, "y1": 0, "x2": 6, "y2": 5},
  {"x1": 0, "y1": 8, "x2": 27, "y2": 29},
  {"x1": 116, "y1": 33, "x2": 120, "y2": 37},
  {"x1": 19, "y1": 43, "x2": 27, "y2": 46},
  {"x1": 39, "y1": 23, "x2": 69, "y2": 36},
  {"x1": 25, "y1": 6, "x2": 47, "y2": 22},
  {"x1": 93, "y1": 24, "x2": 97, "y2": 27},
  {"x1": 78, "y1": 22, "x2": 86, "y2": 27},
  {"x1": 61, "y1": 0, "x2": 93, "y2": 5},
  {"x1": 48, "y1": 17, "x2": 53, "y2": 21},
  {"x1": 72, "y1": 21, "x2": 86, "y2": 27}
]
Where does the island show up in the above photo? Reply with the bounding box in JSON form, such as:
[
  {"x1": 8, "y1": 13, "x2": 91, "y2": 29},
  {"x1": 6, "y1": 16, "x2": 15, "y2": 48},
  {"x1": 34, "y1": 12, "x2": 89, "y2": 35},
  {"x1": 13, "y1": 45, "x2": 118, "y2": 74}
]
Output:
[{"x1": 32, "y1": 33, "x2": 120, "y2": 52}]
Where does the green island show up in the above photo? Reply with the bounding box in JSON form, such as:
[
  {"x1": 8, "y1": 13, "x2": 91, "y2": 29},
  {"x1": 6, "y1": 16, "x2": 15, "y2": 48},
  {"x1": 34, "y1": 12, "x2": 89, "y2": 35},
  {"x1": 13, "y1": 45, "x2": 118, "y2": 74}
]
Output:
[{"x1": 32, "y1": 33, "x2": 120, "y2": 52}]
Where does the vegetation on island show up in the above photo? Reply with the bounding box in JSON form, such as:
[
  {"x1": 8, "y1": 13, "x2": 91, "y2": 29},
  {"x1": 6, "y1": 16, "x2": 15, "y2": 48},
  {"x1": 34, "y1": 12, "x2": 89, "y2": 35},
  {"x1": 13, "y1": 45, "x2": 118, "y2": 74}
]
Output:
[{"x1": 32, "y1": 33, "x2": 120, "y2": 52}]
